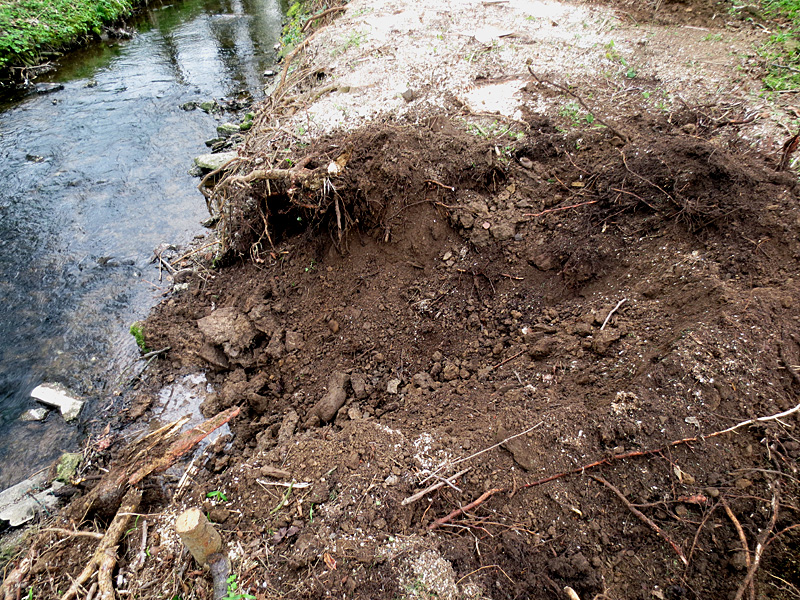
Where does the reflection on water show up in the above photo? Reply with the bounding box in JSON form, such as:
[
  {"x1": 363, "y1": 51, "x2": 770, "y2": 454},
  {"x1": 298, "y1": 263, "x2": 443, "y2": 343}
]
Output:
[{"x1": 0, "y1": 0, "x2": 284, "y2": 488}]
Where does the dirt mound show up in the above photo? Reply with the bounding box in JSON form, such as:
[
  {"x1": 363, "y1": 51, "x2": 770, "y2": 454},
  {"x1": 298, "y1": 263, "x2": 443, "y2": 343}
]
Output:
[
  {"x1": 101, "y1": 114, "x2": 800, "y2": 599},
  {"x1": 8, "y1": 107, "x2": 800, "y2": 600}
]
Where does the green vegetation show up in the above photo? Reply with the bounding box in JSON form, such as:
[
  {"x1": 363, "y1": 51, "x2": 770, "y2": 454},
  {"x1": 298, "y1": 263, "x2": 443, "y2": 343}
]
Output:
[
  {"x1": 759, "y1": 0, "x2": 800, "y2": 90},
  {"x1": 222, "y1": 574, "x2": 255, "y2": 600},
  {"x1": 206, "y1": 490, "x2": 229, "y2": 502},
  {"x1": 280, "y1": 1, "x2": 310, "y2": 54},
  {"x1": 0, "y1": 0, "x2": 137, "y2": 72},
  {"x1": 129, "y1": 321, "x2": 149, "y2": 354}
]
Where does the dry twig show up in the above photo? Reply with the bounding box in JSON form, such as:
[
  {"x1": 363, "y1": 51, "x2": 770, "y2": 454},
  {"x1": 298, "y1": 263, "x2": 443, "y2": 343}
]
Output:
[{"x1": 526, "y1": 66, "x2": 629, "y2": 143}]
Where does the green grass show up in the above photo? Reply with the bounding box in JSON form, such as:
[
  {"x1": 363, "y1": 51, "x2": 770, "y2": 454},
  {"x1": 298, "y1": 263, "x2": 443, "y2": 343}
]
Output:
[
  {"x1": 759, "y1": 0, "x2": 800, "y2": 90},
  {"x1": 0, "y1": 0, "x2": 137, "y2": 71}
]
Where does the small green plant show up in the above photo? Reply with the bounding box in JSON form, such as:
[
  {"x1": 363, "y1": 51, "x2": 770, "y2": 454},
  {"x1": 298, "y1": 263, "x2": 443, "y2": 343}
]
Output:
[
  {"x1": 703, "y1": 32, "x2": 723, "y2": 41},
  {"x1": 304, "y1": 259, "x2": 316, "y2": 273},
  {"x1": 206, "y1": 490, "x2": 228, "y2": 502},
  {"x1": 129, "y1": 322, "x2": 149, "y2": 354},
  {"x1": 223, "y1": 574, "x2": 255, "y2": 600},
  {"x1": 332, "y1": 30, "x2": 366, "y2": 56}
]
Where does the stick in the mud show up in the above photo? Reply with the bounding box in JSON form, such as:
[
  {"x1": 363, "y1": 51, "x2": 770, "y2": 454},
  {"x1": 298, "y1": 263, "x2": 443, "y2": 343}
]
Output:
[
  {"x1": 526, "y1": 66, "x2": 629, "y2": 143},
  {"x1": 591, "y1": 475, "x2": 688, "y2": 565},
  {"x1": 402, "y1": 468, "x2": 471, "y2": 505},
  {"x1": 600, "y1": 298, "x2": 627, "y2": 331},
  {"x1": 429, "y1": 488, "x2": 505, "y2": 530},
  {"x1": 176, "y1": 508, "x2": 223, "y2": 566}
]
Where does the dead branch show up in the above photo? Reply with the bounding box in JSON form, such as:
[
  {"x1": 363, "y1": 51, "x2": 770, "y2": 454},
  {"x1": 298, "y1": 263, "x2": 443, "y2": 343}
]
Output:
[
  {"x1": 733, "y1": 488, "x2": 780, "y2": 600},
  {"x1": 526, "y1": 66, "x2": 630, "y2": 143},
  {"x1": 430, "y1": 488, "x2": 505, "y2": 530},
  {"x1": 591, "y1": 475, "x2": 688, "y2": 565},
  {"x1": 70, "y1": 406, "x2": 240, "y2": 522},
  {"x1": 522, "y1": 200, "x2": 598, "y2": 218},
  {"x1": 402, "y1": 468, "x2": 472, "y2": 505},
  {"x1": 301, "y1": 5, "x2": 347, "y2": 32},
  {"x1": 41, "y1": 528, "x2": 105, "y2": 540},
  {"x1": 600, "y1": 298, "x2": 627, "y2": 331},
  {"x1": 61, "y1": 487, "x2": 142, "y2": 600}
]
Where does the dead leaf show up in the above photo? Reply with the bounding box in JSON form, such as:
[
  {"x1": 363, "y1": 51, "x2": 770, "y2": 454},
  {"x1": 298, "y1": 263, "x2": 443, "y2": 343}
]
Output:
[{"x1": 323, "y1": 552, "x2": 337, "y2": 570}]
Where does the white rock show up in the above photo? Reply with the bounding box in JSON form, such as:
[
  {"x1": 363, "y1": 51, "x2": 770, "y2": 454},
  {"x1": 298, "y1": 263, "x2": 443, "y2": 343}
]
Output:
[
  {"x1": 31, "y1": 383, "x2": 84, "y2": 422},
  {"x1": 19, "y1": 407, "x2": 49, "y2": 421},
  {"x1": 386, "y1": 378, "x2": 401, "y2": 394}
]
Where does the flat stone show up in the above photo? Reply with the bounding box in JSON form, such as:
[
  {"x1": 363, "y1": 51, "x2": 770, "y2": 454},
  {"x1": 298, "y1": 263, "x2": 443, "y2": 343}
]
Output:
[
  {"x1": 0, "y1": 472, "x2": 63, "y2": 527},
  {"x1": 386, "y1": 378, "x2": 401, "y2": 394},
  {"x1": 193, "y1": 151, "x2": 237, "y2": 171},
  {"x1": 31, "y1": 383, "x2": 83, "y2": 421}
]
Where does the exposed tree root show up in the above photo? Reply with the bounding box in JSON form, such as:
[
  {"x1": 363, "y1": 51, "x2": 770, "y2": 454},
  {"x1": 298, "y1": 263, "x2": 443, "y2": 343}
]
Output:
[
  {"x1": 61, "y1": 487, "x2": 142, "y2": 600},
  {"x1": 428, "y1": 399, "x2": 800, "y2": 529},
  {"x1": 0, "y1": 407, "x2": 240, "y2": 600}
]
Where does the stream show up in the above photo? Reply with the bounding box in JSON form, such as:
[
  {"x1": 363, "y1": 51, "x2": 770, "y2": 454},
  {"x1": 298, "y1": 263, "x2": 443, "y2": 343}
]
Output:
[{"x1": 0, "y1": 0, "x2": 285, "y2": 489}]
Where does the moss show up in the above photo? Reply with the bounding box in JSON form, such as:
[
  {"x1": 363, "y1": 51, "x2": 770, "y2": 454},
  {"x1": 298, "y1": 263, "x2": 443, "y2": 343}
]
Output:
[
  {"x1": 55, "y1": 452, "x2": 83, "y2": 483},
  {"x1": 129, "y1": 321, "x2": 149, "y2": 353}
]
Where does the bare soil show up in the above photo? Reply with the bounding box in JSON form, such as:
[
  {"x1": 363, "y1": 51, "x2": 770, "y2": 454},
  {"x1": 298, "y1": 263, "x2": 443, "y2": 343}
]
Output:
[{"x1": 5, "y1": 0, "x2": 800, "y2": 599}]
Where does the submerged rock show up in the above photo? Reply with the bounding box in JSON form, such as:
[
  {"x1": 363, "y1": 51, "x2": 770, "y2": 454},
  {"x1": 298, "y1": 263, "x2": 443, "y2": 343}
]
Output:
[{"x1": 19, "y1": 407, "x2": 48, "y2": 421}]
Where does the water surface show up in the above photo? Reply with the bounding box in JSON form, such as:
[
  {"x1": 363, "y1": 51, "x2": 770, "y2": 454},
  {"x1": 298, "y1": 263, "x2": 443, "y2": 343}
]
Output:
[{"x1": 0, "y1": 0, "x2": 284, "y2": 488}]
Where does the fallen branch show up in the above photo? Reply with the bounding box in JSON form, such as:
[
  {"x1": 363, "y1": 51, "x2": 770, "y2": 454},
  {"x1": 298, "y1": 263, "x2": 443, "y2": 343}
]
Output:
[
  {"x1": 301, "y1": 5, "x2": 347, "y2": 32},
  {"x1": 70, "y1": 406, "x2": 240, "y2": 521},
  {"x1": 592, "y1": 475, "x2": 688, "y2": 565},
  {"x1": 41, "y1": 528, "x2": 105, "y2": 540},
  {"x1": 527, "y1": 66, "x2": 629, "y2": 143}
]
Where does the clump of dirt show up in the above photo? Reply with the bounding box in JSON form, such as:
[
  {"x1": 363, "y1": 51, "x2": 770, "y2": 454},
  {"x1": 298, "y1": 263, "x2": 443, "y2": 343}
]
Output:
[{"x1": 15, "y1": 105, "x2": 800, "y2": 600}]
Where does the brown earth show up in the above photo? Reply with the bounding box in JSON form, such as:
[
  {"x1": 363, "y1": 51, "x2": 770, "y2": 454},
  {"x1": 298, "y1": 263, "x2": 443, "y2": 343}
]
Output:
[{"x1": 5, "y1": 0, "x2": 800, "y2": 599}]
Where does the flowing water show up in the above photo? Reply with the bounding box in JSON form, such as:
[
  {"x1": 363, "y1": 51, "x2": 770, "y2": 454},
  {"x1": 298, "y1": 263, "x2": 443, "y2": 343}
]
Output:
[{"x1": 0, "y1": 0, "x2": 284, "y2": 489}]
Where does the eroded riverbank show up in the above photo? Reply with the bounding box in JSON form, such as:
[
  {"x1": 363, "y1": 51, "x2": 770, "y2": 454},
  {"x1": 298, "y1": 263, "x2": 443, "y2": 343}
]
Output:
[{"x1": 4, "y1": 0, "x2": 800, "y2": 599}]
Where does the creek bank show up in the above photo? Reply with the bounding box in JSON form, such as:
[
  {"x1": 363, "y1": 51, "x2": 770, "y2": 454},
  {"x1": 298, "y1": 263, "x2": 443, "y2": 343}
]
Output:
[
  {"x1": 0, "y1": 0, "x2": 144, "y2": 85},
  {"x1": 5, "y1": 0, "x2": 800, "y2": 599}
]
